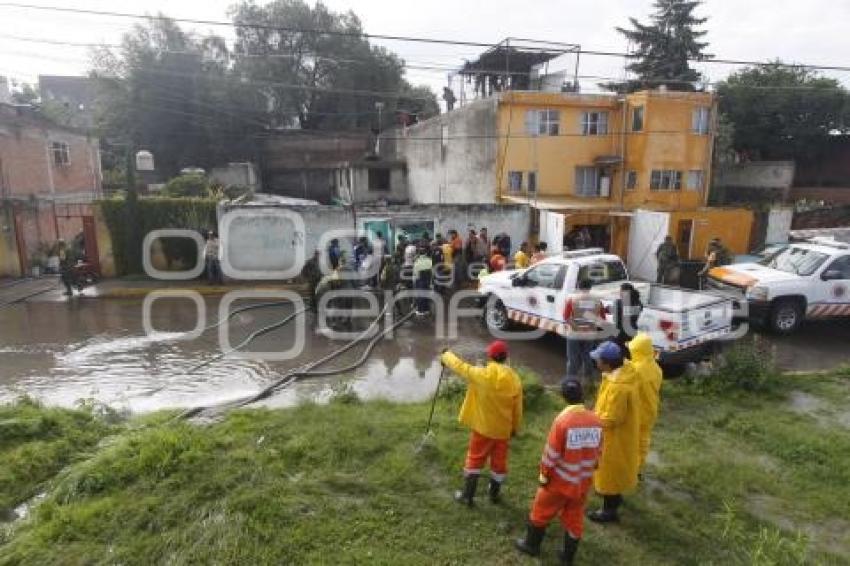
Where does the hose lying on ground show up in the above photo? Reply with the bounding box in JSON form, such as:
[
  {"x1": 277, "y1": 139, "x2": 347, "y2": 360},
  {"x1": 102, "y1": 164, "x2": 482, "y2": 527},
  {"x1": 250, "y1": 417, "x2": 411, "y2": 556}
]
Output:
[
  {"x1": 200, "y1": 299, "x2": 298, "y2": 332},
  {"x1": 178, "y1": 300, "x2": 414, "y2": 420},
  {"x1": 185, "y1": 307, "x2": 309, "y2": 374}
]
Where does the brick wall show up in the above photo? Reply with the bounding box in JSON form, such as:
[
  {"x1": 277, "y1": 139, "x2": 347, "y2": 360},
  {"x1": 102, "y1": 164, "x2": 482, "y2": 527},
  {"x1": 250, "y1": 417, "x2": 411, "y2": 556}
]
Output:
[{"x1": 0, "y1": 110, "x2": 101, "y2": 200}]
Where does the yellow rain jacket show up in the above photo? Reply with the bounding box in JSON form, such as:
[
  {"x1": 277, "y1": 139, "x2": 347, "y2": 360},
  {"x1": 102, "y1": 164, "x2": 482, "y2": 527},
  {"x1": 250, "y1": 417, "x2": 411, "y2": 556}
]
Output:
[
  {"x1": 440, "y1": 351, "x2": 523, "y2": 440},
  {"x1": 629, "y1": 333, "x2": 663, "y2": 468},
  {"x1": 593, "y1": 362, "x2": 640, "y2": 495}
]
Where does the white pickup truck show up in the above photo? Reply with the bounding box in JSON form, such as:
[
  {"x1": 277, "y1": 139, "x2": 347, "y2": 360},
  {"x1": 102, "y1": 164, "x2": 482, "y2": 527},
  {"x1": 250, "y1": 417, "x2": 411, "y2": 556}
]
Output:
[
  {"x1": 706, "y1": 238, "x2": 850, "y2": 334},
  {"x1": 477, "y1": 249, "x2": 735, "y2": 372}
]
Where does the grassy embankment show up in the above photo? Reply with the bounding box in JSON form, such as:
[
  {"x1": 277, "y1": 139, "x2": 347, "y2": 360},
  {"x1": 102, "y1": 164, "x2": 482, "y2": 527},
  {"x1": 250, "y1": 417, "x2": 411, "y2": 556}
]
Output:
[{"x1": 1, "y1": 360, "x2": 848, "y2": 564}]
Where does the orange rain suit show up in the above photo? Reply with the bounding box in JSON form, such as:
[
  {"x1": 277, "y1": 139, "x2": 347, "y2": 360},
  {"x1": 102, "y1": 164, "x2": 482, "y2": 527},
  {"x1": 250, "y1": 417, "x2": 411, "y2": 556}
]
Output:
[{"x1": 528, "y1": 404, "x2": 603, "y2": 538}]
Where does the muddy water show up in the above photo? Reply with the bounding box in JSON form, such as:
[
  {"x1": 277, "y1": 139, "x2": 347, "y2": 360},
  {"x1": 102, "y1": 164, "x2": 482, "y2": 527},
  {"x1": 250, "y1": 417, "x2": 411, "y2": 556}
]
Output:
[
  {"x1": 2, "y1": 296, "x2": 848, "y2": 413},
  {"x1": 0, "y1": 297, "x2": 566, "y2": 412}
]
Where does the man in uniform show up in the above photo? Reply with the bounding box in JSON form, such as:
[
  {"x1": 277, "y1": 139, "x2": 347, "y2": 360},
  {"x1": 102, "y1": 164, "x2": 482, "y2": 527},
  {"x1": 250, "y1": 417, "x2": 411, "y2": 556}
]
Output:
[
  {"x1": 441, "y1": 340, "x2": 523, "y2": 506},
  {"x1": 587, "y1": 341, "x2": 640, "y2": 523},
  {"x1": 655, "y1": 235, "x2": 679, "y2": 284},
  {"x1": 515, "y1": 378, "x2": 602, "y2": 564}
]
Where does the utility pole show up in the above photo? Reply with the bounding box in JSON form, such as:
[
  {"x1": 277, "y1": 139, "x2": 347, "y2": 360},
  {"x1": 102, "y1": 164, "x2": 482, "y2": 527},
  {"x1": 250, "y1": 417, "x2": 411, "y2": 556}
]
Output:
[{"x1": 124, "y1": 141, "x2": 140, "y2": 274}]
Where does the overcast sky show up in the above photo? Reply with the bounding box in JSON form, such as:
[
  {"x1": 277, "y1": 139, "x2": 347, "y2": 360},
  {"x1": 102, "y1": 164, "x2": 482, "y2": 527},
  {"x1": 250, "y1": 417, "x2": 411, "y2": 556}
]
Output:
[{"x1": 1, "y1": 0, "x2": 849, "y2": 99}]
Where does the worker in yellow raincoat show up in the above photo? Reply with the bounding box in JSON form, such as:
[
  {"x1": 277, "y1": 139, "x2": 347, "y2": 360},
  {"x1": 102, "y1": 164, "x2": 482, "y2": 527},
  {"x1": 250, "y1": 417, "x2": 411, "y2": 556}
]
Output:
[
  {"x1": 586, "y1": 341, "x2": 640, "y2": 523},
  {"x1": 441, "y1": 340, "x2": 523, "y2": 506},
  {"x1": 628, "y1": 333, "x2": 663, "y2": 469}
]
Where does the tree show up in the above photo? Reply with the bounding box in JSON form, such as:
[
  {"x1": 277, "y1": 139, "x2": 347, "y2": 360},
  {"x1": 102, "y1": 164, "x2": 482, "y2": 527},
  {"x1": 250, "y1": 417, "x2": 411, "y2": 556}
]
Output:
[
  {"x1": 606, "y1": 0, "x2": 710, "y2": 93},
  {"x1": 92, "y1": 17, "x2": 266, "y2": 177},
  {"x1": 10, "y1": 82, "x2": 39, "y2": 104},
  {"x1": 230, "y1": 0, "x2": 437, "y2": 130},
  {"x1": 716, "y1": 64, "x2": 850, "y2": 164}
]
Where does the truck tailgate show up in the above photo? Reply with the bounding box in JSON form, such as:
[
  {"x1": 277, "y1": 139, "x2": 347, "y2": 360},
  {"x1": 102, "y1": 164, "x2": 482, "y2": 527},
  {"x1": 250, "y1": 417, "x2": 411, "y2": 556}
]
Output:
[{"x1": 640, "y1": 286, "x2": 734, "y2": 353}]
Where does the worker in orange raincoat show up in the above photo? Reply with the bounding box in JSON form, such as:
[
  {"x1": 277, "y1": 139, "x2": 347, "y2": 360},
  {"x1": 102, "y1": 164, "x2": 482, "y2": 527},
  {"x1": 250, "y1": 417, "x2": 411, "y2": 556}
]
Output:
[
  {"x1": 515, "y1": 378, "x2": 602, "y2": 565},
  {"x1": 628, "y1": 333, "x2": 663, "y2": 469},
  {"x1": 441, "y1": 340, "x2": 523, "y2": 506},
  {"x1": 586, "y1": 341, "x2": 640, "y2": 523}
]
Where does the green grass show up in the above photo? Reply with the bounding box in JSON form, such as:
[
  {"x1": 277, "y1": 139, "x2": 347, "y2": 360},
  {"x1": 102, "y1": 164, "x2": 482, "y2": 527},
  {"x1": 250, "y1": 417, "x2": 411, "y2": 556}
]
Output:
[
  {"x1": 0, "y1": 399, "x2": 113, "y2": 518},
  {"x1": 1, "y1": 372, "x2": 848, "y2": 565}
]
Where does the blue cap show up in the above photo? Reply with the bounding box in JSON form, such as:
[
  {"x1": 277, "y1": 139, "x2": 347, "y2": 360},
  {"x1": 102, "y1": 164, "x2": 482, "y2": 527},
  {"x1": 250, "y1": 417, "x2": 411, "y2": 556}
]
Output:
[{"x1": 589, "y1": 341, "x2": 623, "y2": 363}]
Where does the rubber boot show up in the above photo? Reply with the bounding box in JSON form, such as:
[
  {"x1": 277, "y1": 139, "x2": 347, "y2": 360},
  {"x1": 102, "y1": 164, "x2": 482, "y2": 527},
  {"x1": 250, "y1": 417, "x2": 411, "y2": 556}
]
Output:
[
  {"x1": 487, "y1": 478, "x2": 502, "y2": 504},
  {"x1": 587, "y1": 494, "x2": 622, "y2": 523},
  {"x1": 514, "y1": 522, "x2": 546, "y2": 557},
  {"x1": 453, "y1": 474, "x2": 478, "y2": 506},
  {"x1": 559, "y1": 534, "x2": 580, "y2": 565}
]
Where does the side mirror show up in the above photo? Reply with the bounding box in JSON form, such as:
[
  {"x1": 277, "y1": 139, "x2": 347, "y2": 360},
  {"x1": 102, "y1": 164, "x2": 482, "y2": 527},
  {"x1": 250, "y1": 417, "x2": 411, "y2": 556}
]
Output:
[
  {"x1": 821, "y1": 270, "x2": 844, "y2": 281},
  {"x1": 512, "y1": 276, "x2": 525, "y2": 287}
]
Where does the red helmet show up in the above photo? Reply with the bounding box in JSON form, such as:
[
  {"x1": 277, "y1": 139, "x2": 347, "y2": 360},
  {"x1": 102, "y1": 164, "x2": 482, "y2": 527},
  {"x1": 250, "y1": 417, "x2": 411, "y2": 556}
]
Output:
[{"x1": 486, "y1": 340, "x2": 508, "y2": 359}]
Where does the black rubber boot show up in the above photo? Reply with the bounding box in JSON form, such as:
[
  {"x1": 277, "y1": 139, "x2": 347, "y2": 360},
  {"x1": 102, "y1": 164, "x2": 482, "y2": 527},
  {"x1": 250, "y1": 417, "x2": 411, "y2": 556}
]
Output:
[
  {"x1": 514, "y1": 522, "x2": 546, "y2": 557},
  {"x1": 559, "y1": 534, "x2": 580, "y2": 565},
  {"x1": 487, "y1": 478, "x2": 502, "y2": 504},
  {"x1": 587, "y1": 494, "x2": 622, "y2": 523},
  {"x1": 453, "y1": 474, "x2": 478, "y2": 506}
]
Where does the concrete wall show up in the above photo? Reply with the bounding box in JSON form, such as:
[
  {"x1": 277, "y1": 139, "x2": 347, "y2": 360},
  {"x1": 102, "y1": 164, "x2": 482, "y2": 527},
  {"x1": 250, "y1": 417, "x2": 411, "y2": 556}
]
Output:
[
  {"x1": 391, "y1": 98, "x2": 499, "y2": 204},
  {"x1": 714, "y1": 161, "x2": 795, "y2": 190},
  {"x1": 343, "y1": 165, "x2": 408, "y2": 204},
  {"x1": 218, "y1": 203, "x2": 531, "y2": 275},
  {"x1": 210, "y1": 162, "x2": 259, "y2": 190}
]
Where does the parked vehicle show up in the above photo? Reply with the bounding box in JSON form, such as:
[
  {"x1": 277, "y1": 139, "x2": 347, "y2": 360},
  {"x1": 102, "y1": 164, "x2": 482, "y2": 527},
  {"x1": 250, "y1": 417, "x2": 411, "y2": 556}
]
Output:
[
  {"x1": 477, "y1": 249, "x2": 735, "y2": 372},
  {"x1": 706, "y1": 237, "x2": 850, "y2": 334}
]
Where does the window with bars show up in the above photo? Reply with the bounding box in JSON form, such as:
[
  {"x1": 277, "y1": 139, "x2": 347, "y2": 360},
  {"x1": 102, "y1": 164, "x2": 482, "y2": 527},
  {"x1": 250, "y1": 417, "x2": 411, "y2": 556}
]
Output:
[
  {"x1": 686, "y1": 170, "x2": 704, "y2": 191},
  {"x1": 632, "y1": 106, "x2": 644, "y2": 132},
  {"x1": 528, "y1": 171, "x2": 537, "y2": 194},
  {"x1": 575, "y1": 166, "x2": 600, "y2": 196},
  {"x1": 650, "y1": 170, "x2": 682, "y2": 191},
  {"x1": 580, "y1": 111, "x2": 609, "y2": 135},
  {"x1": 51, "y1": 141, "x2": 70, "y2": 166},
  {"x1": 508, "y1": 171, "x2": 523, "y2": 193},
  {"x1": 524, "y1": 109, "x2": 560, "y2": 136},
  {"x1": 626, "y1": 170, "x2": 638, "y2": 190},
  {"x1": 692, "y1": 107, "x2": 711, "y2": 134}
]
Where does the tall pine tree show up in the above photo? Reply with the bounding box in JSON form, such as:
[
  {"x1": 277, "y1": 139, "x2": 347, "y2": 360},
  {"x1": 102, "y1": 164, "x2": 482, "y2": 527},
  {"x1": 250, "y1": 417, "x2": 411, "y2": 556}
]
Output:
[{"x1": 605, "y1": 0, "x2": 711, "y2": 93}]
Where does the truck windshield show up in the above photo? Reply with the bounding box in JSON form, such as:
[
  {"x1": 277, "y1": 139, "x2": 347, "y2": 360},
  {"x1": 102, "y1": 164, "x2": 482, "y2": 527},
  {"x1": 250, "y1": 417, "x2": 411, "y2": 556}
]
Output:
[
  {"x1": 759, "y1": 247, "x2": 828, "y2": 276},
  {"x1": 578, "y1": 261, "x2": 628, "y2": 287}
]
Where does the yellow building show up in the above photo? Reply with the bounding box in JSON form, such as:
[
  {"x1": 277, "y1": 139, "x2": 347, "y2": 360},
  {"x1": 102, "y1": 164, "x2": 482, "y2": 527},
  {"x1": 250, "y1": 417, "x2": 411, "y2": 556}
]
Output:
[{"x1": 496, "y1": 89, "x2": 753, "y2": 264}]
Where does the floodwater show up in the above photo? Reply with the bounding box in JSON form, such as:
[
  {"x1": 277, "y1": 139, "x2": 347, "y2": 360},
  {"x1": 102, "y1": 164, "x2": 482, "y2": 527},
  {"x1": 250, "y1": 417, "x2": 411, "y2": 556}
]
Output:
[
  {"x1": 0, "y1": 295, "x2": 565, "y2": 412},
  {"x1": 1, "y1": 293, "x2": 848, "y2": 413}
]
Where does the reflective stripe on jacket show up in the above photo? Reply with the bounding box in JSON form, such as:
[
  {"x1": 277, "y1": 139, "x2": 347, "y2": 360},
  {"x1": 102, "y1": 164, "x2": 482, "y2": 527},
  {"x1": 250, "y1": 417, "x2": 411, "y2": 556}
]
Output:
[
  {"x1": 540, "y1": 404, "x2": 603, "y2": 497},
  {"x1": 440, "y1": 351, "x2": 523, "y2": 440}
]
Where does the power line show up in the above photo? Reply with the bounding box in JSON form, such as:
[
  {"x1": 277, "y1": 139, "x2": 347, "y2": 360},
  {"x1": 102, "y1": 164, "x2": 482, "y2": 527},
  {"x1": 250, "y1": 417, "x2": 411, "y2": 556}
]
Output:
[{"x1": 1, "y1": 2, "x2": 850, "y2": 73}]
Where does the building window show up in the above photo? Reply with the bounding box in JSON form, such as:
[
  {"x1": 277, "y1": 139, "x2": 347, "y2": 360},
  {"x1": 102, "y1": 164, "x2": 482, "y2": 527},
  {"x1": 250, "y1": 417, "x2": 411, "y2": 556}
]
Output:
[
  {"x1": 575, "y1": 166, "x2": 600, "y2": 196},
  {"x1": 525, "y1": 109, "x2": 560, "y2": 136},
  {"x1": 626, "y1": 170, "x2": 638, "y2": 190},
  {"x1": 692, "y1": 107, "x2": 711, "y2": 135},
  {"x1": 580, "y1": 111, "x2": 609, "y2": 136},
  {"x1": 508, "y1": 171, "x2": 523, "y2": 193},
  {"x1": 632, "y1": 106, "x2": 644, "y2": 132},
  {"x1": 650, "y1": 170, "x2": 682, "y2": 191},
  {"x1": 687, "y1": 170, "x2": 704, "y2": 191},
  {"x1": 528, "y1": 171, "x2": 537, "y2": 194},
  {"x1": 368, "y1": 168, "x2": 390, "y2": 191},
  {"x1": 51, "y1": 141, "x2": 70, "y2": 166}
]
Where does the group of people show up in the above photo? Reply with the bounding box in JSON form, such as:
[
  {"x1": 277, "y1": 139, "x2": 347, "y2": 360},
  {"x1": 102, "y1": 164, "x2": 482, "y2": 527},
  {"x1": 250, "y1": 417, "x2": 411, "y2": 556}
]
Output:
[
  {"x1": 655, "y1": 235, "x2": 732, "y2": 285},
  {"x1": 302, "y1": 228, "x2": 552, "y2": 315},
  {"x1": 441, "y1": 334, "x2": 662, "y2": 565}
]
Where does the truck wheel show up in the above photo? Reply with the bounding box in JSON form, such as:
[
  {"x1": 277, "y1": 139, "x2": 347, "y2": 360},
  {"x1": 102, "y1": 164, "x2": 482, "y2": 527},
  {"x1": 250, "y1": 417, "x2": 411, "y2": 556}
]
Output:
[
  {"x1": 770, "y1": 299, "x2": 803, "y2": 335},
  {"x1": 484, "y1": 299, "x2": 510, "y2": 331}
]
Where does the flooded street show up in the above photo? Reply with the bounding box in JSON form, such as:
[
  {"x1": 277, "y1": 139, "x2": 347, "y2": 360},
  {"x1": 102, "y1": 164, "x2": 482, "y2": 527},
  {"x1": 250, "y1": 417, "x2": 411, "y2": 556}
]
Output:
[{"x1": 1, "y1": 290, "x2": 848, "y2": 413}]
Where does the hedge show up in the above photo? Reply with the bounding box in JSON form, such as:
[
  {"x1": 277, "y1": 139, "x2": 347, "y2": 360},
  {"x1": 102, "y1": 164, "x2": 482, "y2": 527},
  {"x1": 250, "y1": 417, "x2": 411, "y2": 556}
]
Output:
[{"x1": 99, "y1": 197, "x2": 218, "y2": 276}]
